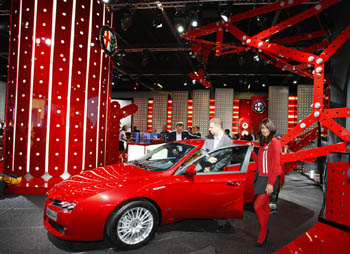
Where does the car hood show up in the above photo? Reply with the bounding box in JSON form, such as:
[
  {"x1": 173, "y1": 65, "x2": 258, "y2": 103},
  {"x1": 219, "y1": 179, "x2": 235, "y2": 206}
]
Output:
[{"x1": 47, "y1": 163, "x2": 162, "y2": 203}]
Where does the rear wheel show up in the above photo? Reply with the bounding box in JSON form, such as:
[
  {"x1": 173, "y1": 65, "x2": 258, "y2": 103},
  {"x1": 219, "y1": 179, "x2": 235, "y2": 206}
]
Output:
[{"x1": 105, "y1": 200, "x2": 159, "y2": 250}]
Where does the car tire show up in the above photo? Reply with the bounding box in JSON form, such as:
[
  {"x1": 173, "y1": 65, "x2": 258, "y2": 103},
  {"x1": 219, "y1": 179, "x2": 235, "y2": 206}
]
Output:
[{"x1": 105, "y1": 199, "x2": 159, "y2": 250}]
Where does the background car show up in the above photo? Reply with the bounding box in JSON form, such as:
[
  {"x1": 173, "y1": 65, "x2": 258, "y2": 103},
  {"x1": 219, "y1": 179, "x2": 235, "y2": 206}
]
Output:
[{"x1": 44, "y1": 139, "x2": 258, "y2": 250}]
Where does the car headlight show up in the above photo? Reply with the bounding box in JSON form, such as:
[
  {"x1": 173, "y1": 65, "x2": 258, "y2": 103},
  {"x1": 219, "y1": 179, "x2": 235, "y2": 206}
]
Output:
[{"x1": 51, "y1": 200, "x2": 76, "y2": 212}]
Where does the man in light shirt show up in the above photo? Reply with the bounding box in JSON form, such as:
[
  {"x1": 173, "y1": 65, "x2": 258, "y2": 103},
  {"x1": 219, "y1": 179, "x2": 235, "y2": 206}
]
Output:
[
  {"x1": 201, "y1": 118, "x2": 233, "y2": 172},
  {"x1": 200, "y1": 118, "x2": 234, "y2": 232}
]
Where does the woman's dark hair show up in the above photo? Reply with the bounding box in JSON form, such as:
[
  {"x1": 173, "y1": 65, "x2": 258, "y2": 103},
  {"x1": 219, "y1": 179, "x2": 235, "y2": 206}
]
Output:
[{"x1": 257, "y1": 118, "x2": 276, "y2": 146}]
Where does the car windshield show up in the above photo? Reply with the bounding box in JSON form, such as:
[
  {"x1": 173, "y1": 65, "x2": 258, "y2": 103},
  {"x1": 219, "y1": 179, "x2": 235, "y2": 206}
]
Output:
[{"x1": 129, "y1": 142, "x2": 196, "y2": 171}]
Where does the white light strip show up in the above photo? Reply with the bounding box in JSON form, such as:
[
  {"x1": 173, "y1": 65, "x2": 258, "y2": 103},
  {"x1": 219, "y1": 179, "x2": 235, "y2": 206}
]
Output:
[
  {"x1": 82, "y1": 0, "x2": 94, "y2": 170},
  {"x1": 26, "y1": 0, "x2": 38, "y2": 173},
  {"x1": 12, "y1": 0, "x2": 23, "y2": 171},
  {"x1": 64, "y1": 0, "x2": 77, "y2": 174},
  {"x1": 96, "y1": 5, "x2": 105, "y2": 167},
  {"x1": 45, "y1": 0, "x2": 57, "y2": 173},
  {"x1": 104, "y1": 11, "x2": 113, "y2": 165}
]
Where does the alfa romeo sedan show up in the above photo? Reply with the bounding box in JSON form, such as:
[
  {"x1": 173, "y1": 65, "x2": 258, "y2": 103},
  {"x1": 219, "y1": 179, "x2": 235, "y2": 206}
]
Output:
[{"x1": 44, "y1": 139, "x2": 258, "y2": 250}]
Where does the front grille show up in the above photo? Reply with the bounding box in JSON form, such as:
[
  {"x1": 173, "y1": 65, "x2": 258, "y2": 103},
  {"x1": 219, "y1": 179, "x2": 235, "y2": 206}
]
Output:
[
  {"x1": 51, "y1": 199, "x2": 76, "y2": 212},
  {"x1": 48, "y1": 219, "x2": 66, "y2": 235}
]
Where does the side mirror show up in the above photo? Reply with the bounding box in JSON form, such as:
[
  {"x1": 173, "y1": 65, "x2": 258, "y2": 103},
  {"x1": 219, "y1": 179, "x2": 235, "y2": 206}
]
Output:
[{"x1": 185, "y1": 164, "x2": 196, "y2": 176}]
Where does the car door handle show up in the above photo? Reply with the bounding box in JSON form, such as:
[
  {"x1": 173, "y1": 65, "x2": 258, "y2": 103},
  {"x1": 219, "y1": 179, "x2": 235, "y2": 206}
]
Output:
[{"x1": 225, "y1": 181, "x2": 243, "y2": 187}]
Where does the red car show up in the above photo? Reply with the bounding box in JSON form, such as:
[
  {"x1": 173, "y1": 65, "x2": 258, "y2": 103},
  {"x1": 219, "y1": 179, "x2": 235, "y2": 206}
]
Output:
[{"x1": 44, "y1": 139, "x2": 258, "y2": 250}]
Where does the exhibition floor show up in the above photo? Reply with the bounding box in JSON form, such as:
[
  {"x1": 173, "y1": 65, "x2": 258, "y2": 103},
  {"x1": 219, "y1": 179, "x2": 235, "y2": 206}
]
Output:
[{"x1": 0, "y1": 172, "x2": 323, "y2": 254}]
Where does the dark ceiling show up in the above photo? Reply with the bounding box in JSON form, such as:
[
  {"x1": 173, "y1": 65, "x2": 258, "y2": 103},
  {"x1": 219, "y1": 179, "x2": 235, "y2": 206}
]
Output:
[
  {"x1": 109, "y1": 0, "x2": 336, "y2": 93},
  {"x1": 0, "y1": 0, "x2": 343, "y2": 93}
]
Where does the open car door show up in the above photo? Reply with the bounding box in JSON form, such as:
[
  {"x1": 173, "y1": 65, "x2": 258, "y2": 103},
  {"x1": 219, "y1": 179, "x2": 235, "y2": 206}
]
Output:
[{"x1": 169, "y1": 144, "x2": 254, "y2": 219}]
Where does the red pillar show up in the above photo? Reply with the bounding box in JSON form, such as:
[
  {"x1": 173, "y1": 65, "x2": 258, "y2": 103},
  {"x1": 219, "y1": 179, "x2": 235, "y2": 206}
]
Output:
[{"x1": 4, "y1": 0, "x2": 113, "y2": 193}]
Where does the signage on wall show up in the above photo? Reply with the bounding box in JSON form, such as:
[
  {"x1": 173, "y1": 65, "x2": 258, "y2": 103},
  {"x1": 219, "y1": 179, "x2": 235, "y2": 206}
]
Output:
[
  {"x1": 252, "y1": 100, "x2": 266, "y2": 114},
  {"x1": 100, "y1": 25, "x2": 117, "y2": 56}
]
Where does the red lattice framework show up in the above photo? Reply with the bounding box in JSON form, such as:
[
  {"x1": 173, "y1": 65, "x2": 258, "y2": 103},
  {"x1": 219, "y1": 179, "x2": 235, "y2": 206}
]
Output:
[{"x1": 183, "y1": 0, "x2": 350, "y2": 166}]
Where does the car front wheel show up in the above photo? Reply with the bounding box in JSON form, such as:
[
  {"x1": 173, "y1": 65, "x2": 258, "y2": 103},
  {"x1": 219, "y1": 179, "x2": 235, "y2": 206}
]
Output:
[{"x1": 105, "y1": 200, "x2": 159, "y2": 250}]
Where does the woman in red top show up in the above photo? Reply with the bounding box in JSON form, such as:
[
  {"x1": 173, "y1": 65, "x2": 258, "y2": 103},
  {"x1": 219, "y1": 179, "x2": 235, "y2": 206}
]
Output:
[{"x1": 252, "y1": 118, "x2": 283, "y2": 247}]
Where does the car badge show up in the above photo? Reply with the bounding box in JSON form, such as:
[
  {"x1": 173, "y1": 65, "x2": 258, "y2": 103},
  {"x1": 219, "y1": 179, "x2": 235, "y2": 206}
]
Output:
[
  {"x1": 100, "y1": 25, "x2": 117, "y2": 56},
  {"x1": 252, "y1": 100, "x2": 266, "y2": 114}
]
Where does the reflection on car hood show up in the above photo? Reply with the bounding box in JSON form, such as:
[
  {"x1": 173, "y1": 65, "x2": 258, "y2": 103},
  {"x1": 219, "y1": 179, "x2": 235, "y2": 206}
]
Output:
[{"x1": 48, "y1": 163, "x2": 157, "y2": 203}]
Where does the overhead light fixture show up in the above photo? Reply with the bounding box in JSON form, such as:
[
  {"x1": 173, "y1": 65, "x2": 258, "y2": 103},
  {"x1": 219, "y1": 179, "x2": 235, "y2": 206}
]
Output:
[
  {"x1": 192, "y1": 79, "x2": 196, "y2": 84},
  {"x1": 102, "y1": 0, "x2": 109, "y2": 3},
  {"x1": 184, "y1": 82, "x2": 187, "y2": 86},
  {"x1": 190, "y1": 10, "x2": 198, "y2": 27},
  {"x1": 153, "y1": 11, "x2": 163, "y2": 28},
  {"x1": 293, "y1": 79, "x2": 298, "y2": 84},
  {"x1": 220, "y1": 10, "x2": 230, "y2": 22},
  {"x1": 253, "y1": 55, "x2": 260, "y2": 62},
  {"x1": 262, "y1": 83, "x2": 266, "y2": 87},
  {"x1": 176, "y1": 24, "x2": 185, "y2": 33},
  {"x1": 174, "y1": 11, "x2": 186, "y2": 33}
]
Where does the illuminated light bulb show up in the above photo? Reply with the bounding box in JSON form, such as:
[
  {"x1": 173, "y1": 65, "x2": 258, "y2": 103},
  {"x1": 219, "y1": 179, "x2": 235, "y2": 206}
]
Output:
[
  {"x1": 300, "y1": 123, "x2": 306, "y2": 128},
  {"x1": 314, "y1": 102, "x2": 321, "y2": 109},
  {"x1": 314, "y1": 111, "x2": 320, "y2": 117},
  {"x1": 242, "y1": 36, "x2": 247, "y2": 40},
  {"x1": 316, "y1": 58, "x2": 323, "y2": 64},
  {"x1": 315, "y1": 4, "x2": 322, "y2": 10},
  {"x1": 258, "y1": 42, "x2": 263, "y2": 47},
  {"x1": 316, "y1": 67, "x2": 323, "y2": 73},
  {"x1": 308, "y1": 56, "x2": 314, "y2": 62},
  {"x1": 246, "y1": 39, "x2": 251, "y2": 44}
]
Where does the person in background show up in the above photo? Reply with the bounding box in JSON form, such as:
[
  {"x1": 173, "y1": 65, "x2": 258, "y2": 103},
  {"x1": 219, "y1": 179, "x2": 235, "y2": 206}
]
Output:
[
  {"x1": 167, "y1": 122, "x2": 198, "y2": 142},
  {"x1": 250, "y1": 118, "x2": 283, "y2": 247},
  {"x1": 132, "y1": 126, "x2": 140, "y2": 132},
  {"x1": 119, "y1": 125, "x2": 128, "y2": 162},
  {"x1": 187, "y1": 126, "x2": 193, "y2": 134},
  {"x1": 192, "y1": 126, "x2": 201, "y2": 138},
  {"x1": 224, "y1": 129, "x2": 232, "y2": 139},
  {"x1": 159, "y1": 125, "x2": 169, "y2": 142},
  {"x1": 232, "y1": 134, "x2": 239, "y2": 140}
]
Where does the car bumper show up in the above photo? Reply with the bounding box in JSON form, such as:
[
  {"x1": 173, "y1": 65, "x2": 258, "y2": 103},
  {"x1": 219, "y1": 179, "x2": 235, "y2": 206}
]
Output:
[{"x1": 43, "y1": 199, "x2": 114, "y2": 241}]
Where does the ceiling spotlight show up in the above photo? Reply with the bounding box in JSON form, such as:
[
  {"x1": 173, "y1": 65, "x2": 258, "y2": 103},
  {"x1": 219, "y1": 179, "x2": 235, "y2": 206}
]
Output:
[
  {"x1": 102, "y1": 0, "x2": 109, "y2": 3},
  {"x1": 190, "y1": 10, "x2": 199, "y2": 27},
  {"x1": 223, "y1": 83, "x2": 227, "y2": 87},
  {"x1": 174, "y1": 11, "x2": 186, "y2": 33},
  {"x1": 184, "y1": 82, "x2": 187, "y2": 86},
  {"x1": 253, "y1": 55, "x2": 260, "y2": 62},
  {"x1": 293, "y1": 79, "x2": 298, "y2": 84},
  {"x1": 262, "y1": 83, "x2": 266, "y2": 87},
  {"x1": 220, "y1": 10, "x2": 230, "y2": 22},
  {"x1": 192, "y1": 79, "x2": 196, "y2": 84},
  {"x1": 153, "y1": 12, "x2": 163, "y2": 28},
  {"x1": 221, "y1": 14, "x2": 228, "y2": 22},
  {"x1": 176, "y1": 24, "x2": 185, "y2": 33}
]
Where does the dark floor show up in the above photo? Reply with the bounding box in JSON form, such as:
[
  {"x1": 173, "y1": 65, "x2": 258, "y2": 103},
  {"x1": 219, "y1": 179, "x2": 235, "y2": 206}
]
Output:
[{"x1": 0, "y1": 172, "x2": 323, "y2": 254}]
